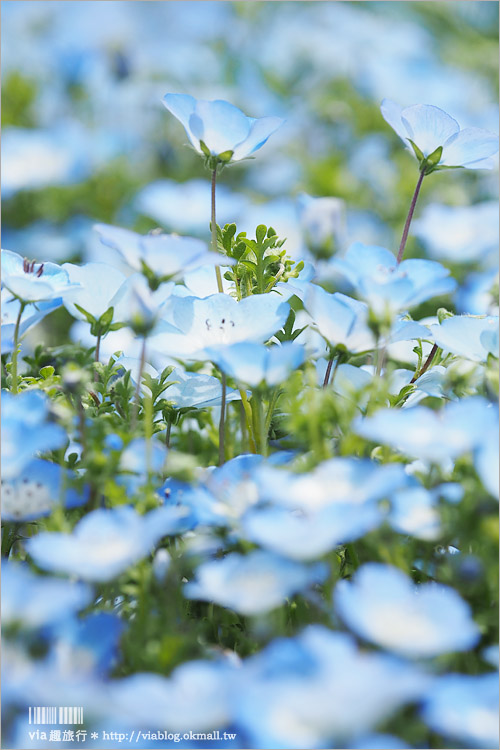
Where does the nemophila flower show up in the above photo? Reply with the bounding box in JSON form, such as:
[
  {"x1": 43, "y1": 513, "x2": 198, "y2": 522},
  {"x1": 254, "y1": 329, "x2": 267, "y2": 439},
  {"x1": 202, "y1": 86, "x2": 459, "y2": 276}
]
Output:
[
  {"x1": 255, "y1": 457, "x2": 410, "y2": 512},
  {"x1": 234, "y1": 626, "x2": 429, "y2": 749},
  {"x1": 163, "y1": 94, "x2": 284, "y2": 164},
  {"x1": 2, "y1": 390, "x2": 67, "y2": 480},
  {"x1": 49, "y1": 613, "x2": 125, "y2": 678},
  {"x1": 475, "y1": 409, "x2": 499, "y2": 499},
  {"x1": 381, "y1": 99, "x2": 499, "y2": 170},
  {"x1": 353, "y1": 396, "x2": 497, "y2": 464},
  {"x1": 184, "y1": 550, "x2": 327, "y2": 615},
  {"x1": 303, "y1": 285, "x2": 375, "y2": 352},
  {"x1": 241, "y1": 502, "x2": 382, "y2": 561},
  {"x1": 61, "y1": 262, "x2": 127, "y2": 326},
  {"x1": 94, "y1": 223, "x2": 225, "y2": 282},
  {"x1": 331, "y1": 242, "x2": 456, "y2": 315},
  {"x1": 1, "y1": 290, "x2": 61, "y2": 354},
  {"x1": 456, "y1": 268, "x2": 499, "y2": 316},
  {"x1": 2, "y1": 458, "x2": 88, "y2": 522},
  {"x1": 110, "y1": 660, "x2": 235, "y2": 732},
  {"x1": 297, "y1": 192, "x2": 346, "y2": 258},
  {"x1": 335, "y1": 563, "x2": 480, "y2": 658},
  {"x1": 135, "y1": 178, "x2": 248, "y2": 234},
  {"x1": 388, "y1": 486, "x2": 441, "y2": 541},
  {"x1": 413, "y1": 201, "x2": 499, "y2": 264},
  {"x1": 150, "y1": 292, "x2": 290, "y2": 361},
  {"x1": 206, "y1": 341, "x2": 305, "y2": 387},
  {"x1": 421, "y1": 673, "x2": 499, "y2": 749},
  {"x1": 2, "y1": 563, "x2": 92, "y2": 629},
  {"x1": 111, "y1": 274, "x2": 176, "y2": 336},
  {"x1": 26, "y1": 506, "x2": 192, "y2": 582},
  {"x1": 430, "y1": 315, "x2": 499, "y2": 362},
  {"x1": 1, "y1": 249, "x2": 80, "y2": 303}
]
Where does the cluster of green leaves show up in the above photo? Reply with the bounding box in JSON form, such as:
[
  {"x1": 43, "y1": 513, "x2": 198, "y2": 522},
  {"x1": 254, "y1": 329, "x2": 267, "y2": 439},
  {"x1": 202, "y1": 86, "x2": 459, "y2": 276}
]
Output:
[{"x1": 218, "y1": 223, "x2": 304, "y2": 297}]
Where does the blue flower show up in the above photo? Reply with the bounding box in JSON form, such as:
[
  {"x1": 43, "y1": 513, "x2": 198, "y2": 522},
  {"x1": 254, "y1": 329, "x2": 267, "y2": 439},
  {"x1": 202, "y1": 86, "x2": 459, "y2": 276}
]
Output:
[
  {"x1": 2, "y1": 390, "x2": 67, "y2": 480},
  {"x1": 430, "y1": 314, "x2": 499, "y2": 362},
  {"x1": 381, "y1": 99, "x2": 499, "y2": 170},
  {"x1": 184, "y1": 550, "x2": 327, "y2": 615},
  {"x1": 206, "y1": 341, "x2": 305, "y2": 387},
  {"x1": 163, "y1": 94, "x2": 284, "y2": 163},
  {"x1": 26, "y1": 506, "x2": 191, "y2": 582},
  {"x1": 1, "y1": 249, "x2": 79, "y2": 303},
  {"x1": 303, "y1": 285, "x2": 375, "y2": 352},
  {"x1": 297, "y1": 192, "x2": 346, "y2": 256},
  {"x1": 2, "y1": 563, "x2": 92, "y2": 629},
  {"x1": 62, "y1": 262, "x2": 127, "y2": 325},
  {"x1": 335, "y1": 563, "x2": 480, "y2": 658},
  {"x1": 150, "y1": 292, "x2": 290, "y2": 361},
  {"x1": 94, "y1": 223, "x2": 225, "y2": 281},
  {"x1": 421, "y1": 673, "x2": 499, "y2": 749},
  {"x1": 331, "y1": 242, "x2": 456, "y2": 314},
  {"x1": 48, "y1": 613, "x2": 125, "y2": 678},
  {"x1": 1, "y1": 290, "x2": 61, "y2": 354},
  {"x1": 353, "y1": 396, "x2": 497, "y2": 464},
  {"x1": 2, "y1": 458, "x2": 88, "y2": 522}
]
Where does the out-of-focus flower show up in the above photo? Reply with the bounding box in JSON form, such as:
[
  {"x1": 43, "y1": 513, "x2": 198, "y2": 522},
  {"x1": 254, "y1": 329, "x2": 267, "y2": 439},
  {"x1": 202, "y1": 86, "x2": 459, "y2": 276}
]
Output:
[
  {"x1": 303, "y1": 285, "x2": 375, "y2": 352},
  {"x1": 335, "y1": 563, "x2": 480, "y2": 657},
  {"x1": 26, "y1": 506, "x2": 191, "y2": 582},
  {"x1": 150, "y1": 292, "x2": 290, "y2": 361},
  {"x1": 2, "y1": 459, "x2": 88, "y2": 522},
  {"x1": 207, "y1": 341, "x2": 305, "y2": 387},
  {"x1": 2, "y1": 391, "x2": 67, "y2": 480},
  {"x1": 1, "y1": 249, "x2": 79, "y2": 303},
  {"x1": 354, "y1": 396, "x2": 497, "y2": 465},
  {"x1": 62, "y1": 262, "x2": 127, "y2": 325},
  {"x1": 413, "y1": 201, "x2": 499, "y2": 264},
  {"x1": 381, "y1": 99, "x2": 499, "y2": 170},
  {"x1": 163, "y1": 94, "x2": 284, "y2": 163},
  {"x1": 421, "y1": 673, "x2": 499, "y2": 749},
  {"x1": 330, "y1": 243, "x2": 455, "y2": 315},
  {"x1": 184, "y1": 550, "x2": 327, "y2": 615},
  {"x1": 2, "y1": 563, "x2": 92, "y2": 629},
  {"x1": 430, "y1": 315, "x2": 499, "y2": 362},
  {"x1": 297, "y1": 192, "x2": 346, "y2": 259},
  {"x1": 94, "y1": 223, "x2": 224, "y2": 282}
]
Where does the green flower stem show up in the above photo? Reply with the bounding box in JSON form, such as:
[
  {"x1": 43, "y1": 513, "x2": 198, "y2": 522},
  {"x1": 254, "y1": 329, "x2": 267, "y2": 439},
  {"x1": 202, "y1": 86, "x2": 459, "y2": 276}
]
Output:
[
  {"x1": 345, "y1": 542, "x2": 360, "y2": 570},
  {"x1": 11, "y1": 300, "x2": 26, "y2": 394},
  {"x1": 1, "y1": 522, "x2": 18, "y2": 558},
  {"x1": 252, "y1": 393, "x2": 268, "y2": 457},
  {"x1": 396, "y1": 168, "x2": 425, "y2": 265},
  {"x1": 94, "y1": 332, "x2": 101, "y2": 382},
  {"x1": 264, "y1": 387, "x2": 281, "y2": 436},
  {"x1": 410, "y1": 342, "x2": 439, "y2": 384},
  {"x1": 239, "y1": 389, "x2": 257, "y2": 453},
  {"x1": 144, "y1": 386, "x2": 153, "y2": 481},
  {"x1": 218, "y1": 371, "x2": 227, "y2": 466},
  {"x1": 132, "y1": 336, "x2": 147, "y2": 431},
  {"x1": 211, "y1": 168, "x2": 224, "y2": 294}
]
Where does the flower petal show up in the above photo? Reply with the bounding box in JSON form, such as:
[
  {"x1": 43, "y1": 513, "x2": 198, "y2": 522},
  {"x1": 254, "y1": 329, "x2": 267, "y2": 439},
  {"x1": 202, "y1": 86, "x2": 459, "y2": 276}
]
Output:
[
  {"x1": 189, "y1": 99, "x2": 251, "y2": 156},
  {"x1": 232, "y1": 116, "x2": 285, "y2": 161},
  {"x1": 162, "y1": 93, "x2": 200, "y2": 151},
  {"x1": 441, "y1": 127, "x2": 499, "y2": 168},
  {"x1": 400, "y1": 104, "x2": 459, "y2": 156},
  {"x1": 380, "y1": 99, "x2": 408, "y2": 143}
]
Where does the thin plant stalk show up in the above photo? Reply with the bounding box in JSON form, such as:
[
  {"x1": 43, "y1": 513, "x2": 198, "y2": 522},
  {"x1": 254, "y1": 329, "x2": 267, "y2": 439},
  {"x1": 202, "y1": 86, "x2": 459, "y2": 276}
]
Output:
[
  {"x1": 239, "y1": 388, "x2": 257, "y2": 453},
  {"x1": 396, "y1": 169, "x2": 425, "y2": 265},
  {"x1": 94, "y1": 332, "x2": 101, "y2": 382},
  {"x1": 211, "y1": 168, "x2": 224, "y2": 294},
  {"x1": 410, "y1": 343, "x2": 439, "y2": 384},
  {"x1": 11, "y1": 301, "x2": 26, "y2": 394},
  {"x1": 218, "y1": 372, "x2": 227, "y2": 466},
  {"x1": 132, "y1": 336, "x2": 147, "y2": 430}
]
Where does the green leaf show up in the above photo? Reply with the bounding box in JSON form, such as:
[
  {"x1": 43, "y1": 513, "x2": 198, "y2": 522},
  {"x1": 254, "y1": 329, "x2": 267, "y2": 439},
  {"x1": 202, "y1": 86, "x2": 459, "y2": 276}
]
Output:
[
  {"x1": 407, "y1": 138, "x2": 425, "y2": 163},
  {"x1": 425, "y1": 145, "x2": 443, "y2": 167},
  {"x1": 217, "y1": 149, "x2": 234, "y2": 163},
  {"x1": 98, "y1": 306, "x2": 114, "y2": 331},
  {"x1": 40, "y1": 366, "x2": 55, "y2": 379},
  {"x1": 255, "y1": 225, "x2": 267, "y2": 244},
  {"x1": 74, "y1": 304, "x2": 97, "y2": 326},
  {"x1": 199, "y1": 140, "x2": 211, "y2": 158}
]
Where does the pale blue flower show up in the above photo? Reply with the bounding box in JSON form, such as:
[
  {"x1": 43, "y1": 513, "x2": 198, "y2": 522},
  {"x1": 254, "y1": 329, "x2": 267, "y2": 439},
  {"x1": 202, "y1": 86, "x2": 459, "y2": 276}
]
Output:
[
  {"x1": 413, "y1": 201, "x2": 499, "y2": 264},
  {"x1": 163, "y1": 93, "x2": 284, "y2": 162},
  {"x1": 354, "y1": 396, "x2": 496, "y2": 464},
  {"x1": 2, "y1": 390, "x2": 67, "y2": 480},
  {"x1": 421, "y1": 673, "x2": 499, "y2": 749},
  {"x1": 48, "y1": 612, "x2": 125, "y2": 678},
  {"x1": 381, "y1": 99, "x2": 499, "y2": 169},
  {"x1": 1, "y1": 290, "x2": 61, "y2": 354},
  {"x1": 2, "y1": 563, "x2": 92, "y2": 629},
  {"x1": 335, "y1": 563, "x2": 480, "y2": 658},
  {"x1": 475, "y1": 415, "x2": 499, "y2": 499},
  {"x1": 206, "y1": 342, "x2": 305, "y2": 387},
  {"x1": 94, "y1": 223, "x2": 223, "y2": 280},
  {"x1": 388, "y1": 486, "x2": 441, "y2": 541},
  {"x1": 26, "y1": 506, "x2": 191, "y2": 582},
  {"x1": 1, "y1": 249, "x2": 79, "y2": 303},
  {"x1": 150, "y1": 292, "x2": 290, "y2": 361},
  {"x1": 110, "y1": 274, "x2": 176, "y2": 335},
  {"x1": 430, "y1": 315, "x2": 499, "y2": 362},
  {"x1": 456, "y1": 268, "x2": 499, "y2": 315},
  {"x1": 303, "y1": 285, "x2": 375, "y2": 352},
  {"x1": 241, "y1": 502, "x2": 382, "y2": 561},
  {"x1": 235, "y1": 625, "x2": 429, "y2": 748},
  {"x1": 2, "y1": 458, "x2": 88, "y2": 522},
  {"x1": 297, "y1": 192, "x2": 346, "y2": 255},
  {"x1": 331, "y1": 242, "x2": 456, "y2": 314},
  {"x1": 62, "y1": 262, "x2": 127, "y2": 324},
  {"x1": 184, "y1": 550, "x2": 327, "y2": 615}
]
